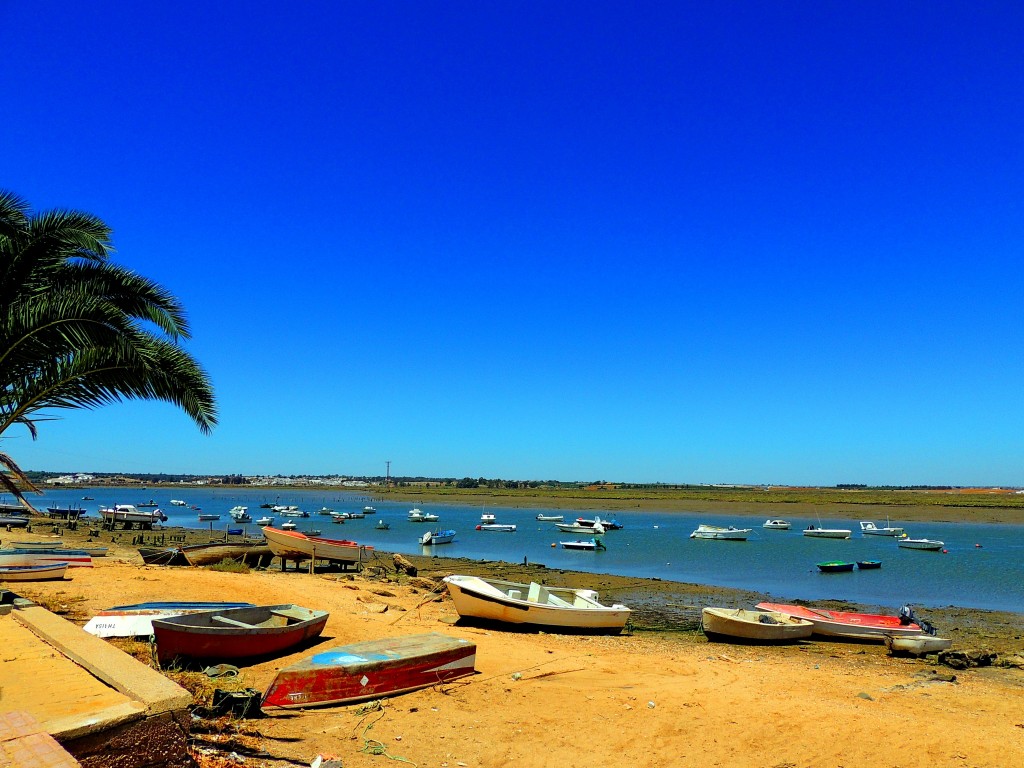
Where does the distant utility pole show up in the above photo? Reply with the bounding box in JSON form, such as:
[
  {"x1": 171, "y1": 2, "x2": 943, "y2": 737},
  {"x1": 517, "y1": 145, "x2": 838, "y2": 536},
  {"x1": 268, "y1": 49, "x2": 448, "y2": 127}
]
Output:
[{"x1": 385, "y1": 461, "x2": 391, "y2": 488}]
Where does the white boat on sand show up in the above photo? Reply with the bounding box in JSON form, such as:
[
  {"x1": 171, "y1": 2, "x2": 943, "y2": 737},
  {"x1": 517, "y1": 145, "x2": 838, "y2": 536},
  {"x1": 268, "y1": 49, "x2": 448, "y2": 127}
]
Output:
[
  {"x1": 701, "y1": 608, "x2": 813, "y2": 643},
  {"x1": 443, "y1": 575, "x2": 630, "y2": 631},
  {"x1": 885, "y1": 634, "x2": 952, "y2": 655},
  {"x1": 690, "y1": 524, "x2": 752, "y2": 541},
  {"x1": 83, "y1": 601, "x2": 257, "y2": 638}
]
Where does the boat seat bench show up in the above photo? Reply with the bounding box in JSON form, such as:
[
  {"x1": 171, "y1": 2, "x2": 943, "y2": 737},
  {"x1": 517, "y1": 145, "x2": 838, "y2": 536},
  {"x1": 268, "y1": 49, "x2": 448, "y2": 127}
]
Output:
[{"x1": 211, "y1": 615, "x2": 259, "y2": 629}]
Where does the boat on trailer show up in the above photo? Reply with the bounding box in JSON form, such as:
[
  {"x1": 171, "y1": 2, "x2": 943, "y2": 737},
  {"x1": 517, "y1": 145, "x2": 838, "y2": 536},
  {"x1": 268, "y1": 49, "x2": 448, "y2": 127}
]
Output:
[
  {"x1": 755, "y1": 602, "x2": 927, "y2": 641},
  {"x1": 152, "y1": 604, "x2": 329, "y2": 664},
  {"x1": 263, "y1": 526, "x2": 372, "y2": 567},
  {"x1": 443, "y1": 575, "x2": 630, "y2": 631},
  {"x1": 83, "y1": 601, "x2": 257, "y2": 638},
  {"x1": 262, "y1": 632, "x2": 477, "y2": 709},
  {"x1": 701, "y1": 608, "x2": 813, "y2": 643}
]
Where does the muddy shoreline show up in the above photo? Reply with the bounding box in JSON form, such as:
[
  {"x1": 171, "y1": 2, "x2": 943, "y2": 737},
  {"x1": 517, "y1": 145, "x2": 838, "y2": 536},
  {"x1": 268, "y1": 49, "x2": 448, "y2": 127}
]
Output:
[{"x1": 10, "y1": 521, "x2": 1022, "y2": 659}]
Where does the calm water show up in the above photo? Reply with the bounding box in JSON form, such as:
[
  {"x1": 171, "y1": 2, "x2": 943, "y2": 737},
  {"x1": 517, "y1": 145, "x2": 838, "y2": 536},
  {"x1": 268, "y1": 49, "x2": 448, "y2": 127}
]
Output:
[{"x1": 27, "y1": 487, "x2": 1024, "y2": 613}]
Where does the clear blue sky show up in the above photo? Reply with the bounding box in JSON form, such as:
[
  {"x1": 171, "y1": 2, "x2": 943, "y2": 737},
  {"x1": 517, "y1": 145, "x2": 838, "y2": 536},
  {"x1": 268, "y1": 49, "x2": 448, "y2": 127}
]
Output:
[{"x1": 4, "y1": 3, "x2": 1024, "y2": 485}]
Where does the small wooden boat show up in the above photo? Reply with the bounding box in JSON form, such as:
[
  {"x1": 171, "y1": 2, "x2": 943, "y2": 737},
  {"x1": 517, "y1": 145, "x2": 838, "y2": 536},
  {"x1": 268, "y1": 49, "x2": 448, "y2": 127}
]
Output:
[
  {"x1": 897, "y1": 538, "x2": 944, "y2": 551},
  {"x1": 152, "y1": 604, "x2": 329, "y2": 664},
  {"x1": 701, "y1": 608, "x2": 813, "y2": 643},
  {"x1": 857, "y1": 560, "x2": 882, "y2": 570},
  {"x1": 419, "y1": 529, "x2": 456, "y2": 545},
  {"x1": 560, "y1": 539, "x2": 606, "y2": 551},
  {"x1": 84, "y1": 601, "x2": 257, "y2": 638},
  {"x1": 0, "y1": 563, "x2": 69, "y2": 582},
  {"x1": 443, "y1": 575, "x2": 630, "y2": 631},
  {"x1": 476, "y1": 523, "x2": 516, "y2": 532},
  {"x1": 755, "y1": 602, "x2": 926, "y2": 641},
  {"x1": 802, "y1": 525, "x2": 851, "y2": 539},
  {"x1": 859, "y1": 520, "x2": 905, "y2": 537},
  {"x1": 690, "y1": 524, "x2": 752, "y2": 541},
  {"x1": 535, "y1": 513, "x2": 564, "y2": 522},
  {"x1": 762, "y1": 519, "x2": 791, "y2": 530},
  {"x1": 262, "y1": 632, "x2": 477, "y2": 709},
  {"x1": 885, "y1": 634, "x2": 952, "y2": 656},
  {"x1": 817, "y1": 561, "x2": 855, "y2": 573},
  {"x1": 263, "y1": 526, "x2": 372, "y2": 566},
  {"x1": 180, "y1": 540, "x2": 274, "y2": 567},
  {"x1": 138, "y1": 546, "x2": 190, "y2": 566}
]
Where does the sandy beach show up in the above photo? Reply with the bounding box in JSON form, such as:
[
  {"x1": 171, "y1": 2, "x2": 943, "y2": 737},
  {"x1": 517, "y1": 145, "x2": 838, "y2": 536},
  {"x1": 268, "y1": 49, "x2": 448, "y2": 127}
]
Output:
[{"x1": 4, "y1": 521, "x2": 1023, "y2": 768}]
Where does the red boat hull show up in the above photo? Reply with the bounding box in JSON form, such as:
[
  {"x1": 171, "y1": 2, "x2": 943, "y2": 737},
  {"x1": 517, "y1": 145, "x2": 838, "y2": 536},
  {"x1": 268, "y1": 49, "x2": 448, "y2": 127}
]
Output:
[
  {"x1": 262, "y1": 632, "x2": 477, "y2": 709},
  {"x1": 152, "y1": 604, "x2": 328, "y2": 664},
  {"x1": 755, "y1": 602, "x2": 923, "y2": 640}
]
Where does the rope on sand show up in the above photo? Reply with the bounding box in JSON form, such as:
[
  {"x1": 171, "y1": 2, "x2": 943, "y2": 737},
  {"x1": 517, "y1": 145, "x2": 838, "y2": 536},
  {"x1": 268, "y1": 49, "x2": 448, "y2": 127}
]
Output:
[{"x1": 355, "y1": 703, "x2": 417, "y2": 766}]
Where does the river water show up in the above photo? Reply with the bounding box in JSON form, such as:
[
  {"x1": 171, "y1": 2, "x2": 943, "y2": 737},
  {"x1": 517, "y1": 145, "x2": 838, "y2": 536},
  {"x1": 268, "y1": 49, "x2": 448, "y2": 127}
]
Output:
[{"x1": 26, "y1": 487, "x2": 1024, "y2": 613}]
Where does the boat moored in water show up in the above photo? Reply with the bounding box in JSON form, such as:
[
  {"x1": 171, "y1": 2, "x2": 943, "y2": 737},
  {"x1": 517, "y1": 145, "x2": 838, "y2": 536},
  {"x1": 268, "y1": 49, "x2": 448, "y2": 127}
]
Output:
[
  {"x1": 860, "y1": 520, "x2": 906, "y2": 537},
  {"x1": 690, "y1": 524, "x2": 752, "y2": 541},
  {"x1": 419, "y1": 529, "x2": 456, "y2": 545},
  {"x1": 762, "y1": 519, "x2": 791, "y2": 530},
  {"x1": 897, "y1": 537, "x2": 945, "y2": 551},
  {"x1": 802, "y1": 525, "x2": 851, "y2": 539}
]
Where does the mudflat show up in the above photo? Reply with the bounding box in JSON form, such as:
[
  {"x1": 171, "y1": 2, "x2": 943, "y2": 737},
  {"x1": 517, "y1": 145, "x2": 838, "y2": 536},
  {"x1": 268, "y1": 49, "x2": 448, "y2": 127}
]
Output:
[{"x1": 5, "y1": 524, "x2": 1024, "y2": 768}]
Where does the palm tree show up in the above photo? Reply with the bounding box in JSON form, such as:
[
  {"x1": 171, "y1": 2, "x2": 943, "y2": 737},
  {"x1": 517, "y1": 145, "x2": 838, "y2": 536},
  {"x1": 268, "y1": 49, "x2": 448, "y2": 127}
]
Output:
[{"x1": 0, "y1": 190, "x2": 217, "y2": 509}]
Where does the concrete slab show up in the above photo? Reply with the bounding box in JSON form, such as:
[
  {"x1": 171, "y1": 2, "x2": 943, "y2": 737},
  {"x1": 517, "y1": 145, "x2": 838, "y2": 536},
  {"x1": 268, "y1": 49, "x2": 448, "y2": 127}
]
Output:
[{"x1": 0, "y1": 597, "x2": 194, "y2": 767}]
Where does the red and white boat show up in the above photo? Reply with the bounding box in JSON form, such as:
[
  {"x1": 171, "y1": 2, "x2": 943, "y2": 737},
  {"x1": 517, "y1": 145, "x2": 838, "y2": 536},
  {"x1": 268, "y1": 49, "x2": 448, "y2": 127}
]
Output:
[
  {"x1": 152, "y1": 604, "x2": 329, "y2": 665},
  {"x1": 262, "y1": 632, "x2": 477, "y2": 709},
  {"x1": 755, "y1": 602, "x2": 926, "y2": 641},
  {"x1": 263, "y1": 526, "x2": 372, "y2": 566},
  {"x1": 0, "y1": 550, "x2": 93, "y2": 568}
]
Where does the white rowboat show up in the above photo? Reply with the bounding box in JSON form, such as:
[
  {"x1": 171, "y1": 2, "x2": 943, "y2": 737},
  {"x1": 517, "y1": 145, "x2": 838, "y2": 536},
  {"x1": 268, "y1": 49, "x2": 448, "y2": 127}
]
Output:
[{"x1": 443, "y1": 575, "x2": 630, "y2": 631}]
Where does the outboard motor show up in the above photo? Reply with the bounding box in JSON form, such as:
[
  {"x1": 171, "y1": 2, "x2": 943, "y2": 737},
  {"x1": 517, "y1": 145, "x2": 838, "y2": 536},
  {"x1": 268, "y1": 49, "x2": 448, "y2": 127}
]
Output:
[{"x1": 898, "y1": 604, "x2": 916, "y2": 625}]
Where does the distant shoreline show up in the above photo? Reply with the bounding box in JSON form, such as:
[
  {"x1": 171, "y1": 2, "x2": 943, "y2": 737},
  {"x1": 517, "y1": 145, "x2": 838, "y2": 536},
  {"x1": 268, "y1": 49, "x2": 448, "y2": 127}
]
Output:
[{"x1": 366, "y1": 490, "x2": 1024, "y2": 525}]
